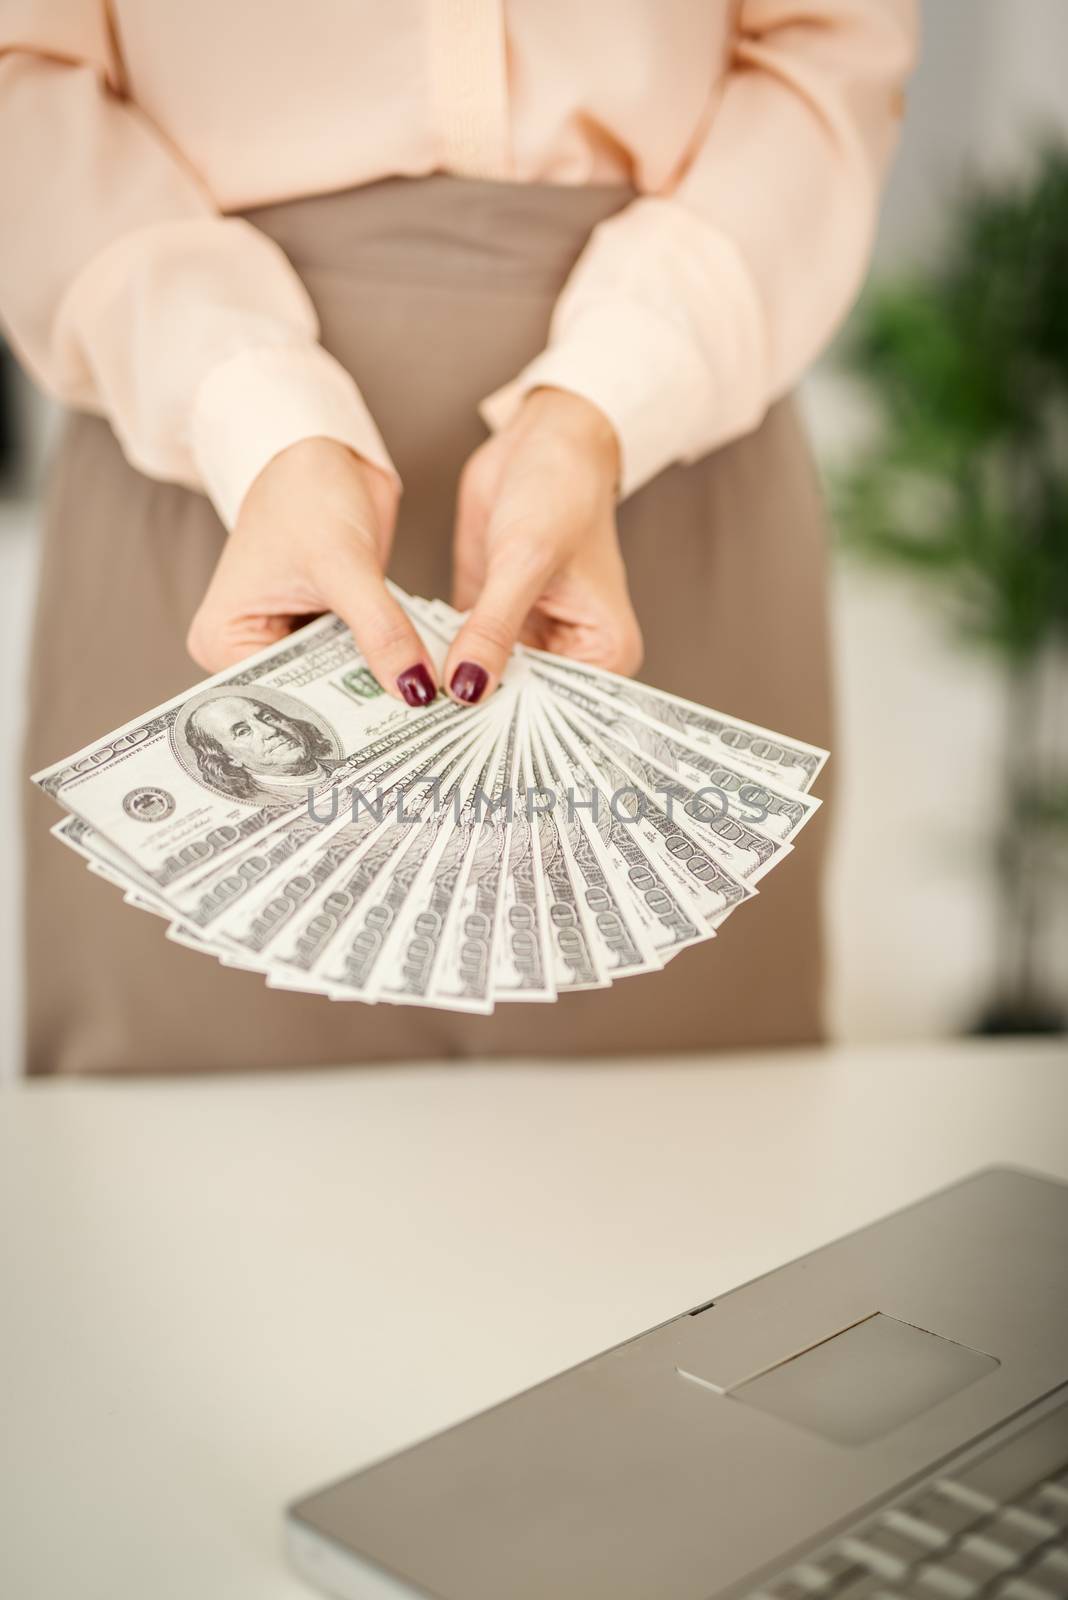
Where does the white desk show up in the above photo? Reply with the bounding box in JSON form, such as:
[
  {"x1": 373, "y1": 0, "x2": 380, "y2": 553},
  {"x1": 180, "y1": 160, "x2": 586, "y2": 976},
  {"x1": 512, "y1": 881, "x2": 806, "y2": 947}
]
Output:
[{"x1": 1, "y1": 1039, "x2": 1065, "y2": 1599}]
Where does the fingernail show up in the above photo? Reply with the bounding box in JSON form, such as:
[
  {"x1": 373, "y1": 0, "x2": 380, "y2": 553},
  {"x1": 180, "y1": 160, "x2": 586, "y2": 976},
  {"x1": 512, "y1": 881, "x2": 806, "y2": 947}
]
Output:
[
  {"x1": 450, "y1": 661, "x2": 489, "y2": 705},
  {"x1": 396, "y1": 664, "x2": 435, "y2": 707}
]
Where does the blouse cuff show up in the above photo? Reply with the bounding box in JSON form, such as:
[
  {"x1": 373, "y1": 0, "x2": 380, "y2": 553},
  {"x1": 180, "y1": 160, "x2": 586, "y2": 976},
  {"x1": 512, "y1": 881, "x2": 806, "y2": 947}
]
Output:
[
  {"x1": 478, "y1": 306, "x2": 709, "y2": 497},
  {"x1": 189, "y1": 342, "x2": 399, "y2": 528},
  {"x1": 480, "y1": 201, "x2": 769, "y2": 498}
]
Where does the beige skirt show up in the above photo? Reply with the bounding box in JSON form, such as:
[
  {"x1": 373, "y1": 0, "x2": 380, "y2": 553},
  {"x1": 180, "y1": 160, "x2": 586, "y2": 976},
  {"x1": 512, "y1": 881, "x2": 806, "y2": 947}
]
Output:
[{"x1": 23, "y1": 176, "x2": 834, "y2": 1076}]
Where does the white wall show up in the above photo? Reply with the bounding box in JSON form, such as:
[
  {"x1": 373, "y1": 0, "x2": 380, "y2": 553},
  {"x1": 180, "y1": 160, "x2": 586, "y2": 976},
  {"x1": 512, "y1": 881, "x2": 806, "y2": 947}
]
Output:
[{"x1": 813, "y1": 0, "x2": 1068, "y2": 1040}]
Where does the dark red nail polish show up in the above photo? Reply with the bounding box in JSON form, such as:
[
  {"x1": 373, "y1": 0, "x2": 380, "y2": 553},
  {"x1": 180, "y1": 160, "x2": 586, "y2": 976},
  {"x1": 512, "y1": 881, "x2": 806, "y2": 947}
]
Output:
[
  {"x1": 396, "y1": 664, "x2": 435, "y2": 707},
  {"x1": 450, "y1": 661, "x2": 489, "y2": 705}
]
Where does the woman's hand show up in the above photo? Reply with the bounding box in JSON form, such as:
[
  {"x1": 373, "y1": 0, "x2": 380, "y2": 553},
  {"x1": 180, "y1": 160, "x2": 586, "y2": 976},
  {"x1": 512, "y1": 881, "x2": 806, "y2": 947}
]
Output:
[
  {"x1": 445, "y1": 388, "x2": 643, "y2": 704},
  {"x1": 187, "y1": 437, "x2": 438, "y2": 706}
]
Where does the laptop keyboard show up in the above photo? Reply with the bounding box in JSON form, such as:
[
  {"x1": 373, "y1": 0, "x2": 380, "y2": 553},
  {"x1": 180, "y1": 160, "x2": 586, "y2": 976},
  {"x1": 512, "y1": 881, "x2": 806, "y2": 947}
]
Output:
[{"x1": 745, "y1": 1397, "x2": 1068, "y2": 1600}]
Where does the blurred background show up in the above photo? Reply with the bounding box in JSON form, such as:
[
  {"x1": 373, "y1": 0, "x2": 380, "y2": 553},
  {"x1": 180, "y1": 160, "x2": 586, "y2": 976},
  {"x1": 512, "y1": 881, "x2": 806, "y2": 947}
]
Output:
[{"x1": 1, "y1": 1, "x2": 1066, "y2": 1079}]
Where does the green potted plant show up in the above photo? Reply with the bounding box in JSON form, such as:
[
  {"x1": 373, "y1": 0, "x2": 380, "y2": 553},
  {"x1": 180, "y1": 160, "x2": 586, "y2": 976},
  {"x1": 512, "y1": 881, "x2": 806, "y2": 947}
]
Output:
[{"x1": 835, "y1": 142, "x2": 1068, "y2": 1034}]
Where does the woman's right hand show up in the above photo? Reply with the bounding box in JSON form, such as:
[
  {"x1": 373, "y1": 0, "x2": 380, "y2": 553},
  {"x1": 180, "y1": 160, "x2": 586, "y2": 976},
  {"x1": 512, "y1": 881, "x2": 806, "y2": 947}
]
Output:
[{"x1": 186, "y1": 437, "x2": 438, "y2": 707}]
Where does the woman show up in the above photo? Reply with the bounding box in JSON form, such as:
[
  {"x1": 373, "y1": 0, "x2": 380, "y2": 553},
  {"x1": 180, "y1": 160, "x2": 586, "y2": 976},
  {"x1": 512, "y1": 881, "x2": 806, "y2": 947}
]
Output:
[{"x1": 1, "y1": 1, "x2": 915, "y2": 1075}]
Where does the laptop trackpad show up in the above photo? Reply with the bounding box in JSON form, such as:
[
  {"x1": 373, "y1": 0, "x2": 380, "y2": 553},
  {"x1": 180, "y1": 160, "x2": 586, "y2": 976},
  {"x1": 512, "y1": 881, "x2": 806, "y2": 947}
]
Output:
[{"x1": 720, "y1": 1313, "x2": 999, "y2": 1446}]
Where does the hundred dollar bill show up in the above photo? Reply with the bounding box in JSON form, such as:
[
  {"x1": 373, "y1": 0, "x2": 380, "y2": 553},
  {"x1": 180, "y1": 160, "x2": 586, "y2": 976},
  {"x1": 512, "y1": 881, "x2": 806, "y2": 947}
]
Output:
[
  {"x1": 33, "y1": 613, "x2": 459, "y2": 906},
  {"x1": 529, "y1": 701, "x2": 660, "y2": 978},
  {"x1": 167, "y1": 694, "x2": 478, "y2": 939},
  {"x1": 542, "y1": 675, "x2": 817, "y2": 848},
  {"x1": 530, "y1": 700, "x2": 707, "y2": 957},
  {"x1": 245, "y1": 718, "x2": 491, "y2": 984},
  {"x1": 414, "y1": 701, "x2": 523, "y2": 1011},
  {"x1": 489, "y1": 698, "x2": 556, "y2": 1003},
  {"x1": 313, "y1": 716, "x2": 506, "y2": 1001},
  {"x1": 376, "y1": 707, "x2": 515, "y2": 1010},
  {"x1": 264, "y1": 816, "x2": 424, "y2": 994},
  {"x1": 396, "y1": 595, "x2": 755, "y2": 948},
  {"x1": 407, "y1": 592, "x2": 821, "y2": 843},
  {"x1": 529, "y1": 685, "x2": 754, "y2": 932},
  {"x1": 51, "y1": 817, "x2": 176, "y2": 921},
  {"x1": 42, "y1": 585, "x2": 831, "y2": 1013},
  {"x1": 202, "y1": 702, "x2": 491, "y2": 954},
  {"x1": 50, "y1": 821, "x2": 269, "y2": 967},
  {"x1": 551, "y1": 700, "x2": 793, "y2": 882},
  {"x1": 389, "y1": 596, "x2": 559, "y2": 1005},
  {"x1": 412, "y1": 591, "x2": 827, "y2": 793},
  {"x1": 526, "y1": 723, "x2": 607, "y2": 994},
  {"x1": 526, "y1": 650, "x2": 827, "y2": 793}
]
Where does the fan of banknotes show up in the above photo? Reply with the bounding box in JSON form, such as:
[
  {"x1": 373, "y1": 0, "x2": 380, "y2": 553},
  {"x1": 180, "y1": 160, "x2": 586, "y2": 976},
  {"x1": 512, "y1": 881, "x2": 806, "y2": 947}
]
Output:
[{"x1": 33, "y1": 587, "x2": 827, "y2": 1012}]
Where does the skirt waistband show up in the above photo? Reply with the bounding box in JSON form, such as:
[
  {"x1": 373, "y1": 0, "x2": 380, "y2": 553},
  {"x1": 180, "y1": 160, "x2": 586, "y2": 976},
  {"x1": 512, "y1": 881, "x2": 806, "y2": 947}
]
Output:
[{"x1": 240, "y1": 174, "x2": 634, "y2": 293}]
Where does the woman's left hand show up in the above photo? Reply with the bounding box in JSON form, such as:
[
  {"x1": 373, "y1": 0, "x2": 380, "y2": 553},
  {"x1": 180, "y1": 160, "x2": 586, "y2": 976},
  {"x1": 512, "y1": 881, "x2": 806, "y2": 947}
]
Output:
[{"x1": 444, "y1": 388, "x2": 643, "y2": 705}]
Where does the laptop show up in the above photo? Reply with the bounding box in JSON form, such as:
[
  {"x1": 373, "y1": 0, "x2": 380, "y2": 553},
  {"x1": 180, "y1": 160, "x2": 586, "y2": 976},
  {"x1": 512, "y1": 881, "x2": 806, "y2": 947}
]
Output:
[{"x1": 287, "y1": 1167, "x2": 1068, "y2": 1598}]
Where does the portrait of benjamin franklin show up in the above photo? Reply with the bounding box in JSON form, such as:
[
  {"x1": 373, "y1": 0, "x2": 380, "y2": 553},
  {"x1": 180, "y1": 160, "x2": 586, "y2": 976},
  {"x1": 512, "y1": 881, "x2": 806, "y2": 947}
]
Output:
[{"x1": 171, "y1": 688, "x2": 343, "y2": 805}]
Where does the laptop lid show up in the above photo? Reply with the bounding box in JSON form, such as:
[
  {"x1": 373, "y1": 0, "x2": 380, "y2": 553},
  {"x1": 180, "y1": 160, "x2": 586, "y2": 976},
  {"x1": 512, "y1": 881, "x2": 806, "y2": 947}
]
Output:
[{"x1": 288, "y1": 1168, "x2": 1068, "y2": 1600}]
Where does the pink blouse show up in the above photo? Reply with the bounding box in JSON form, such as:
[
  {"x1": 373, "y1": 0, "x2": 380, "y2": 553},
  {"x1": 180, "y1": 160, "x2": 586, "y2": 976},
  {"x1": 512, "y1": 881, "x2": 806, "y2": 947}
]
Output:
[{"x1": 0, "y1": 1, "x2": 915, "y2": 525}]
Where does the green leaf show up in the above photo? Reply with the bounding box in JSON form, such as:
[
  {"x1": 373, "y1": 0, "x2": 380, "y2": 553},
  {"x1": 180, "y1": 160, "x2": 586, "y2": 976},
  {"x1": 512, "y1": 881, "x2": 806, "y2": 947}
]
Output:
[{"x1": 833, "y1": 142, "x2": 1068, "y2": 663}]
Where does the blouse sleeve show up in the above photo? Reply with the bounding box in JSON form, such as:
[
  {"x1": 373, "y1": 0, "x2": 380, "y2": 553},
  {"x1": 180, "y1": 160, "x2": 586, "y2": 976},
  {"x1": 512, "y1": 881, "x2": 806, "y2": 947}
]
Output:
[
  {"x1": 0, "y1": 4, "x2": 397, "y2": 527},
  {"x1": 481, "y1": 0, "x2": 917, "y2": 498}
]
